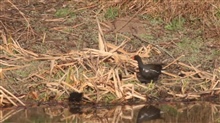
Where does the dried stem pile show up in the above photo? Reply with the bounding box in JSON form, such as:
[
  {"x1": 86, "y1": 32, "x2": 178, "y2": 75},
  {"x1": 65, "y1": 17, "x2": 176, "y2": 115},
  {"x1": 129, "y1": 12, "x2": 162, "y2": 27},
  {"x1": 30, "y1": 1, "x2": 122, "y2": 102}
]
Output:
[{"x1": 1, "y1": 23, "x2": 219, "y2": 106}]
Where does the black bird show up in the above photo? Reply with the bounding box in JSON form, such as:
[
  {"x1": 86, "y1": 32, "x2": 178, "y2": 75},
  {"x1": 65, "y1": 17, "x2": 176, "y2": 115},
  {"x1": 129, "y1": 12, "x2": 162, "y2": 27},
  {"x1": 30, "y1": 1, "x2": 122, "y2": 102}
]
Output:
[
  {"x1": 133, "y1": 55, "x2": 163, "y2": 83},
  {"x1": 137, "y1": 105, "x2": 163, "y2": 123},
  {"x1": 68, "y1": 92, "x2": 83, "y2": 103}
]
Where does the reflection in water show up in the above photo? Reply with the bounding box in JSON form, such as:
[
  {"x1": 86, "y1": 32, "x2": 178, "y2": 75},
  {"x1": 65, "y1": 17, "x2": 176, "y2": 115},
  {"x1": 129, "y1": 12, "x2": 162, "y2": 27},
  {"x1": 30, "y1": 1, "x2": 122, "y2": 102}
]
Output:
[
  {"x1": 0, "y1": 108, "x2": 24, "y2": 122},
  {"x1": 1, "y1": 102, "x2": 220, "y2": 123},
  {"x1": 69, "y1": 104, "x2": 82, "y2": 114},
  {"x1": 137, "y1": 105, "x2": 162, "y2": 123}
]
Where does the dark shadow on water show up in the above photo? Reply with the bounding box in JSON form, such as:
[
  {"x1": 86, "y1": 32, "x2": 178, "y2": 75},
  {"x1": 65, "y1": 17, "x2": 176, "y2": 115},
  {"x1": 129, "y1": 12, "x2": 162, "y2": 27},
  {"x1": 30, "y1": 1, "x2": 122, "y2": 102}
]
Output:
[
  {"x1": 1, "y1": 102, "x2": 220, "y2": 123},
  {"x1": 137, "y1": 105, "x2": 163, "y2": 123}
]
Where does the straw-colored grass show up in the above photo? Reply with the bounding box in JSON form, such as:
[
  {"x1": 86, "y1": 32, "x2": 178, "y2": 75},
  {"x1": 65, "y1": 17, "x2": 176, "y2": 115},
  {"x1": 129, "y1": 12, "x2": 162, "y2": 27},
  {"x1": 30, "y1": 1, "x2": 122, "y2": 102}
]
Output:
[
  {"x1": 1, "y1": 25, "x2": 219, "y2": 106},
  {"x1": 0, "y1": 86, "x2": 25, "y2": 107}
]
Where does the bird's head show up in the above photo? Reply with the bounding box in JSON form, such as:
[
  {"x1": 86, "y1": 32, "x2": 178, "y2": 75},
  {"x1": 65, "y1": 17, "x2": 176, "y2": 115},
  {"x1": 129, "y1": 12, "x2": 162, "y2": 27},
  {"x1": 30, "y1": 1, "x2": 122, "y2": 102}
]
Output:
[{"x1": 133, "y1": 55, "x2": 141, "y2": 61}]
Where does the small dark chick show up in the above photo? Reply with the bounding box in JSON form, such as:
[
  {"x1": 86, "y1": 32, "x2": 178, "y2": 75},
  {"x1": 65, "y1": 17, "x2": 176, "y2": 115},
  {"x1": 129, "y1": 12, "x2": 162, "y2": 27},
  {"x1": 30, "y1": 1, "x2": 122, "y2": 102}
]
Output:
[
  {"x1": 133, "y1": 55, "x2": 163, "y2": 83},
  {"x1": 68, "y1": 92, "x2": 83, "y2": 103}
]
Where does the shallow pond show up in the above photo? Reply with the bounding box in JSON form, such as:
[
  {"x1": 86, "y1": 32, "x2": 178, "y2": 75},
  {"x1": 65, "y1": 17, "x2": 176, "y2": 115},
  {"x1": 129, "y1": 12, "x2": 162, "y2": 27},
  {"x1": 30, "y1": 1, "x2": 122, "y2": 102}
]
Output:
[{"x1": 1, "y1": 102, "x2": 220, "y2": 123}]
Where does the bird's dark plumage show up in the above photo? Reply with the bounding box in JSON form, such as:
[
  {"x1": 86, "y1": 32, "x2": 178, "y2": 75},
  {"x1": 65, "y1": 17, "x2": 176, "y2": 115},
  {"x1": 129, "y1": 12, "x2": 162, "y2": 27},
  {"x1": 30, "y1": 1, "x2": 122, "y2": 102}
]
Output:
[
  {"x1": 68, "y1": 92, "x2": 83, "y2": 103},
  {"x1": 133, "y1": 55, "x2": 163, "y2": 83}
]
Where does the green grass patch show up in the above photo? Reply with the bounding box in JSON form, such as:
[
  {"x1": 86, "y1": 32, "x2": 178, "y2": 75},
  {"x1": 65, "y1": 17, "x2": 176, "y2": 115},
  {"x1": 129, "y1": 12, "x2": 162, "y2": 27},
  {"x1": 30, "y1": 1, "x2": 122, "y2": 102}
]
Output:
[
  {"x1": 141, "y1": 34, "x2": 155, "y2": 40},
  {"x1": 175, "y1": 37, "x2": 204, "y2": 64},
  {"x1": 215, "y1": 9, "x2": 220, "y2": 18},
  {"x1": 55, "y1": 8, "x2": 75, "y2": 18},
  {"x1": 165, "y1": 17, "x2": 186, "y2": 31},
  {"x1": 13, "y1": 61, "x2": 41, "y2": 78},
  {"x1": 53, "y1": 69, "x2": 65, "y2": 79},
  {"x1": 139, "y1": 14, "x2": 163, "y2": 25},
  {"x1": 104, "y1": 7, "x2": 119, "y2": 20},
  {"x1": 31, "y1": 44, "x2": 48, "y2": 54},
  {"x1": 102, "y1": 93, "x2": 117, "y2": 103}
]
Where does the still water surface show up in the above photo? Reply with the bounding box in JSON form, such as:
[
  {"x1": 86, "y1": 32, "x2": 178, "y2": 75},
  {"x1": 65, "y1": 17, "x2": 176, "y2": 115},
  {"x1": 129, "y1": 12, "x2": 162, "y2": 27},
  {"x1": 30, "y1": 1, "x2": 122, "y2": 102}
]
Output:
[{"x1": 1, "y1": 102, "x2": 220, "y2": 123}]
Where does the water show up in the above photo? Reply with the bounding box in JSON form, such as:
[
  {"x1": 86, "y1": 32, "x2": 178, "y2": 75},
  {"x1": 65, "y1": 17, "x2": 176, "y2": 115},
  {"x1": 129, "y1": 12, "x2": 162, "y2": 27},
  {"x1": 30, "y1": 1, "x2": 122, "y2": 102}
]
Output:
[{"x1": 1, "y1": 102, "x2": 220, "y2": 123}]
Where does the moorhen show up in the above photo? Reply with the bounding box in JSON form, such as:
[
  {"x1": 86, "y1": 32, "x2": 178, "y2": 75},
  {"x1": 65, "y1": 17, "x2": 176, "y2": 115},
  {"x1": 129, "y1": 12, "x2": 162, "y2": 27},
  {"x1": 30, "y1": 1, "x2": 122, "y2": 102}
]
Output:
[
  {"x1": 133, "y1": 55, "x2": 163, "y2": 83},
  {"x1": 68, "y1": 92, "x2": 83, "y2": 103}
]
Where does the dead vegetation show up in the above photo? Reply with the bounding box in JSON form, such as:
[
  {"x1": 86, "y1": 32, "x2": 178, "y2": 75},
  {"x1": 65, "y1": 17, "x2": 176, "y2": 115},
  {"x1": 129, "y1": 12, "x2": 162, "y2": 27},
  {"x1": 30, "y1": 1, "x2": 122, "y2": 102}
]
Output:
[{"x1": 0, "y1": 0, "x2": 220, "y2": 107}]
